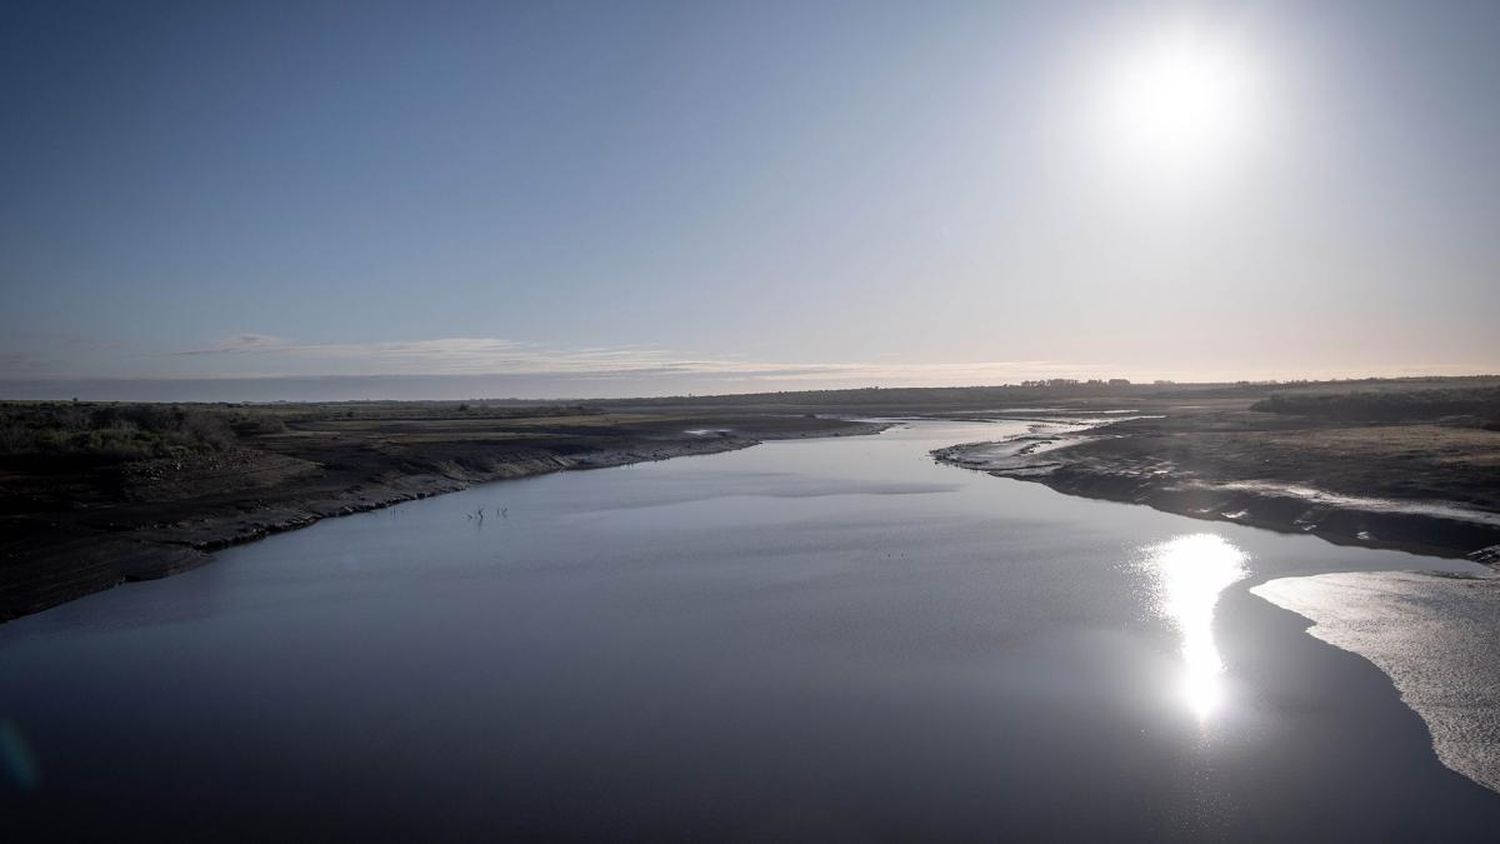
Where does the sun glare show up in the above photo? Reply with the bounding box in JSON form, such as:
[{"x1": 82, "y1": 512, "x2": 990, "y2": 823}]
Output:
[
  {"x1": 1144, "y1": 533, "x2": 1249, "y2": 721},
  {"x1": 1100, "y1": 21, "x2": 1261, "y2": 178}
]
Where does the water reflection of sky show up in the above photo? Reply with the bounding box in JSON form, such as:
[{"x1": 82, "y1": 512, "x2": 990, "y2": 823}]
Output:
[
  {"x1": 7, "y1": 423, "x2": 1500, "y2": 836},
  {"x1": 1144, "y1": 534, "x2": 1249, "y2": 720}
]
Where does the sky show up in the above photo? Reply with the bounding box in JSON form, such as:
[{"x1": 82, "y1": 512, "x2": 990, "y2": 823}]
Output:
[{"x1": 2, "y1": 0, "x2": 1497, "y2": 400}]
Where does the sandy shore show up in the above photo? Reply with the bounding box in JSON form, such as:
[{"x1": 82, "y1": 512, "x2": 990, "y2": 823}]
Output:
[{"x1": 1253, "y1": 570, "x2": 1500, "y2": 794}]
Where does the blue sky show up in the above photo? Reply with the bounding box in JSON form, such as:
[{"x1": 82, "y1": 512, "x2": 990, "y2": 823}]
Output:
[{"x1": 2, "y1": 1, "x2": 1497, "y2": 399}]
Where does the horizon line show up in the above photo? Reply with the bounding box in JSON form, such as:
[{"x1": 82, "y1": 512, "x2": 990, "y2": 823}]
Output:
[{"x1": 2, "y1": 371, "x2": 1496, "y2": 405}]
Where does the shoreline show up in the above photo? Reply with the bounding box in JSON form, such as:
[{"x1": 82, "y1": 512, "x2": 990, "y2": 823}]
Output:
[
  {"x1": 7, "y1": 380, "x2": 1497, "y2": 622},
  {"x1": 936, "y1": 414, "x2": 1500, "y2": 796},
  {"x1": 1, "y1": 419, "x2": 887, "y2": 623},
  {"x1": 932, "y1": 419, "x2": 1500, "y2": 562},
  {"x1": 1252, "y1": 570, "x2": 1500, "y2": 795}
]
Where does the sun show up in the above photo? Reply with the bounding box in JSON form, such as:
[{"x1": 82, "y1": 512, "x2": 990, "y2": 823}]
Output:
[{"x1": 1100, "y1": 21, "x2": 1261, "y2": 176}]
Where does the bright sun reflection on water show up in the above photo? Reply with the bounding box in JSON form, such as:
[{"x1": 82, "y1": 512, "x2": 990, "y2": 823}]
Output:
[{"x1": 1145, "y1": 534, "x2": 1249, "y2": 720}]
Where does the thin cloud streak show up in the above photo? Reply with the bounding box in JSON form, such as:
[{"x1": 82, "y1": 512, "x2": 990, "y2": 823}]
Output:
[
  {"x1": 4, "y1": 333, "x2": 1490, "y2": 402},
  {"x1": 165, "y1": 334, "x2": 1095, "y2": 383}
]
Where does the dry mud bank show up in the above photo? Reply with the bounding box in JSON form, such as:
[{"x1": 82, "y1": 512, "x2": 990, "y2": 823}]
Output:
[{"x1": 933, "y1": 409, "x2": 1500, "y2": 561}]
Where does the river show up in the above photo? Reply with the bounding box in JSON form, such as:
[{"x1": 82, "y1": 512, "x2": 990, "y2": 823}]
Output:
[{"x1": 2, "y1": 420, "x2": 1496, "y2": 839}]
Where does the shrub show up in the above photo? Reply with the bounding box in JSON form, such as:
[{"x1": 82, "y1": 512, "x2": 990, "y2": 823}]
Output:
[{"x1": 0, "y1": 402, "x2": 242, "y2": 461}]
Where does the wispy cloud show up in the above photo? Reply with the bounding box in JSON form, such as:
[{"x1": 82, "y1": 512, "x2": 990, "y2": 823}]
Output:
[
  {"x1": 6, "y1": 332, "x2": 1492, "y2": 401},
  {"x1": 166, "y1": 333, "x2": 1102, "y2": 385},
  {"x1": 175, "y1": 333, "x2": 294, "y2": 355}
]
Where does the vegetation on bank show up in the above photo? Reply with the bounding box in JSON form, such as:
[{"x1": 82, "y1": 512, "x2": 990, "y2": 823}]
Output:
[
  {"x1": 1251, "y1": 386, "x2": 1500, "y2": 425},
  {"x1": 0, "y1": 403, "x2": 244, "y2": 461},
  {"x1": 0, "y1": 401, "x2": 599, "y2": 463}
]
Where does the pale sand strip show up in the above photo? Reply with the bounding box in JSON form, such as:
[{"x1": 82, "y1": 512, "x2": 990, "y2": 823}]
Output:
[{"x1": 1253, "y1": 571, "x2": 1500, "y2": 793}]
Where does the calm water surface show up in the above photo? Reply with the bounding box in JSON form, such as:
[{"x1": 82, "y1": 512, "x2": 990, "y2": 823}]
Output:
[{"x1": 3, "y1": 421, "x2": 1498, "y2": 839}]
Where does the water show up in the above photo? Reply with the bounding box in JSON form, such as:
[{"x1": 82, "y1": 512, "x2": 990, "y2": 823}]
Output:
[{"x1": 2, "y1": 421, "x2": 1497, "y2": 839}]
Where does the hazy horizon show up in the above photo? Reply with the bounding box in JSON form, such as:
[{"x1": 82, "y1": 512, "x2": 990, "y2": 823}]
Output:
[
  {"x1": 2, "y1": 365, "x2": 1496, "y2": 403},
  {"x1": 4, "y1": 1, "x2": 1498, "y2": 397}
]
